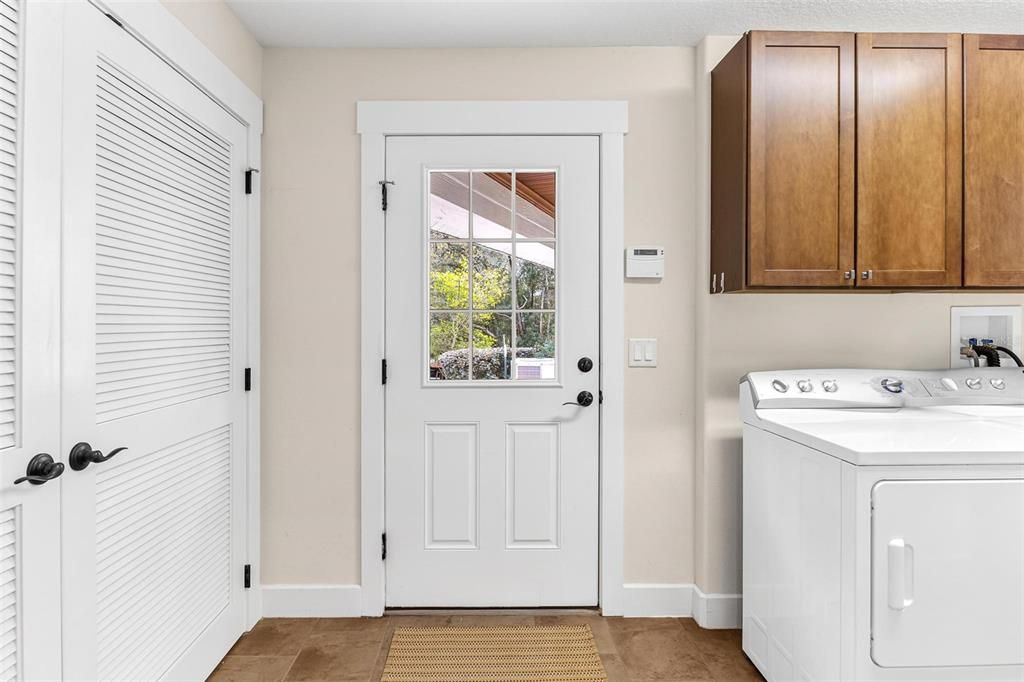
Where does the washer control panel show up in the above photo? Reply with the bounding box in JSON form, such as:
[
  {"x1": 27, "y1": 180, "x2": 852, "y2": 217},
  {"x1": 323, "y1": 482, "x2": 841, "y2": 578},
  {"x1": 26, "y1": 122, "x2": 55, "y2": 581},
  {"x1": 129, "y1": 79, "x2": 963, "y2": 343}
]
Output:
[{"x1": 744, "y1": 368, "x2": 1024, "y2": 408}]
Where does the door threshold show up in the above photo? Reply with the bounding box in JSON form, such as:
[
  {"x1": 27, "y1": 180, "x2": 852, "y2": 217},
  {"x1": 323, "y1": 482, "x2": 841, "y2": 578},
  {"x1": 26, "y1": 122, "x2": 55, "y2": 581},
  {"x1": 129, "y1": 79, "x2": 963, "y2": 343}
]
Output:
[{"x1": 385, "y1": 607, "x2": 601, "y2": 616}]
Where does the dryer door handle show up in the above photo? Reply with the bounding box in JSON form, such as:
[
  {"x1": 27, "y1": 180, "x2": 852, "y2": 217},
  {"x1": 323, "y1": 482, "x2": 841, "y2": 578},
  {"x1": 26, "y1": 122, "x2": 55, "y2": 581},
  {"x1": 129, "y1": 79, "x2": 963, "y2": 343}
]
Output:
[{"x1": 887, "y1": 538, "x2": 914, "y2": 610}]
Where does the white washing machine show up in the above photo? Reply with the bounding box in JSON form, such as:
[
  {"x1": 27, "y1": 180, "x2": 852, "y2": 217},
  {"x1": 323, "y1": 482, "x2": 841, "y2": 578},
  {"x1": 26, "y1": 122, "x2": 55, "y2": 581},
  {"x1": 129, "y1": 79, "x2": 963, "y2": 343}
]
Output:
[{"x1": 740, "y1": 368, "x2": 1024, "y2": 682}]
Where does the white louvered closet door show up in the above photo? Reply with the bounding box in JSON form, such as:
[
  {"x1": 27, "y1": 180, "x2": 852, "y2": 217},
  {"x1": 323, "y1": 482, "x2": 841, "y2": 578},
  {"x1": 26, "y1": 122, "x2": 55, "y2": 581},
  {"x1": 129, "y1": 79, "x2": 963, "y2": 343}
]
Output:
[
  {"x1": 0, "y1": 2, "x2": 63, "y2": 681},
  {"x1": 59, "y1": 3, "x2": 249, "y2": 680}
]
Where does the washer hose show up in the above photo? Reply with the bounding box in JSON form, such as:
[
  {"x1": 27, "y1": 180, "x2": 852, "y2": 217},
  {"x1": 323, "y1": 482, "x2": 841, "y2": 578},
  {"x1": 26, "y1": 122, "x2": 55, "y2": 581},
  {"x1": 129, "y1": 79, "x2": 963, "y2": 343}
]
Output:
[
  {"x1": 972, "y1": 345, "x2": 1001, "y2": 367},
  {"x1": 996, "y1": 345, "x2": 1024, "y2": 368}
]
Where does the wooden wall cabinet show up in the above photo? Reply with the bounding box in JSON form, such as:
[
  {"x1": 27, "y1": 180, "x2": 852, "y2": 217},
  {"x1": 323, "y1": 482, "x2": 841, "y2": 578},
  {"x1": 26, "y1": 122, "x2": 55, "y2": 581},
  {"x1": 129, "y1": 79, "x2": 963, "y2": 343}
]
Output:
[
  {"x1": 711, "y1": 31, "x2": 855, "y2": 292},
  {"x1": 856, "y1": 33, "x2": 962, "y2": 288},
  {"x1": 711, "y1": 30, "x2": 1023, "y2": 292},
  {"x1": 964, "y1": 34, "x2": 1024, "y2": 287}
]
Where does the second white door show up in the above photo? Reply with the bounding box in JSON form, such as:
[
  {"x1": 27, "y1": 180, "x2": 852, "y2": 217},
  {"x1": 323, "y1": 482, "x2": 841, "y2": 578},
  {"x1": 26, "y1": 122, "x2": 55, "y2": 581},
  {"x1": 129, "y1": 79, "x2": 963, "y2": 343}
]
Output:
[
  {"x1": 58, "y1": 4, "x2": 250, "y2": 679},
  {"x1": 385, "y1": 136, "x2": 600, "y2": 607}
]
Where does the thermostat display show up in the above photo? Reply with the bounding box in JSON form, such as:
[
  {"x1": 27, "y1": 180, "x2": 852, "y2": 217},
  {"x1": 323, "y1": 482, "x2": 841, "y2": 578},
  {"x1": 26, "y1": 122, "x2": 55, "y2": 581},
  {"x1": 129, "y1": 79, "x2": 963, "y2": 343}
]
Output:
[{"x1": 625, "y1": 246, "x2": 664, "y2": 278}]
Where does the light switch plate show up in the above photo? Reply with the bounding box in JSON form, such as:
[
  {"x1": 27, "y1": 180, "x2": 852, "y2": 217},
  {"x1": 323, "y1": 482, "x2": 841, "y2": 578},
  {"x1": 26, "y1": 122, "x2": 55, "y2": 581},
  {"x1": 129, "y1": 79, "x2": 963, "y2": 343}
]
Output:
[{"x1": 628, "y1": 338, "x2": 657, "y2": 367}]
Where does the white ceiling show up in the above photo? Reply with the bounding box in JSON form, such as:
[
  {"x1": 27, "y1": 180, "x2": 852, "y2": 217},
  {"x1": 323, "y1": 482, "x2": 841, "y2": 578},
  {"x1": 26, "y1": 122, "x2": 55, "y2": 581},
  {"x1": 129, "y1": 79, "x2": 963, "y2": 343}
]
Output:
[{"x1": 225, "y1": 0, "x2": 1024, "y2": 49}]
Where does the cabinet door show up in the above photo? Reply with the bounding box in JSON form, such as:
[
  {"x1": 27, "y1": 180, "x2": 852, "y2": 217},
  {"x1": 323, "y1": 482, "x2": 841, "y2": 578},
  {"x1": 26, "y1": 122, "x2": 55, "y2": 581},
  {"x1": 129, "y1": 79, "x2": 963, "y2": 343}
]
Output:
[
  {"x1": 747, "y1": 32, "x2": 855, "y2": 287},
  {"x1": 965, "y1": 34, "x2": 1024, "y2": 287},
  {"x1": 856, "y1": 33, "x2": 962, "y2": 287}
]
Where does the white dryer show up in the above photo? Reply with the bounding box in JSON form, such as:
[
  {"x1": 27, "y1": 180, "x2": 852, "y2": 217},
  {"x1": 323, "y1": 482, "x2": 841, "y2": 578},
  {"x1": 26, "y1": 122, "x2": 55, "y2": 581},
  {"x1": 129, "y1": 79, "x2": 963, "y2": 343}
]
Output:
[{"x1": 741, "y1": 368, "x2": 1024, "y2": 682}]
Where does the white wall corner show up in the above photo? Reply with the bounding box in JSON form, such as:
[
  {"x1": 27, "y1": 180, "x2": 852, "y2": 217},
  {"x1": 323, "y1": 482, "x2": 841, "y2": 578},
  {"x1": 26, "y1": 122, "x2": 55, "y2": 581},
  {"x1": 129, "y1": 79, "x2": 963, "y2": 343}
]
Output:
[
  {"x1": 621, "y1": 584, "x2": 695, "y2": 618},
  {"x1": 691, "y1": 585, "x2": 742, "y2": 629},
  {"x1": 262, "y1": 585, "x2": 364, "y2": 618}
]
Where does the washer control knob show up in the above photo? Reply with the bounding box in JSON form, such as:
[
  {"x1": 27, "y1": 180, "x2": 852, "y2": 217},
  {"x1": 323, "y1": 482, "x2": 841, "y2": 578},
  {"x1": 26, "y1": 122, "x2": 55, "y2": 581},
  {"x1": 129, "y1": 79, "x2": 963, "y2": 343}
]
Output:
[
  {"x1": 965, "y1": 377, "x2": 982, "y2": 390},
  {"x1": 797, "y1": 379, "x2": 813, "y2": 393},
  {"x1": 822, "y1": 379, "x2": 838, "y2": 393},
  {"x1": 771, "y1": 379, "x2": 789, "y2": 394},
  {"x1": 881, "y1": 378, "x2": 904, "y2": 394},
  {"x1": 940, "y1": 377, "x2": 958, "y2": 391},
  {"x1": 991, "y1": 378, "x2": 1006, "y2": 390}
]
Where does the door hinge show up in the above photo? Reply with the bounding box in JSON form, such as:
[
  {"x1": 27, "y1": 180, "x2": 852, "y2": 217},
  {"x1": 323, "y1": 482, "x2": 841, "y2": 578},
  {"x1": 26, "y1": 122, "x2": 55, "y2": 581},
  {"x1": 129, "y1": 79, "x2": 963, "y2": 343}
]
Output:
[
  {"x1": 381, "y1": 359, "x2": 387, "y2": 385},
  {"x1": 244, "y1": 367, "x2": 252, "y2": 391},
  {"x1": 381, "y1": 532, "x2": 387, "y2": 561},
  {"x1": 379, "y1": 180, "x2": 394, "y2": 211},
  {"x1": 243, "y1": 564, "x2": 251, "y2": 589},
  {"x1": 599, "y1": 390, "x2": 604, "y2": 405},
  {"x1": 245, "y1": 168, "x2": 260, "y2": 195}
]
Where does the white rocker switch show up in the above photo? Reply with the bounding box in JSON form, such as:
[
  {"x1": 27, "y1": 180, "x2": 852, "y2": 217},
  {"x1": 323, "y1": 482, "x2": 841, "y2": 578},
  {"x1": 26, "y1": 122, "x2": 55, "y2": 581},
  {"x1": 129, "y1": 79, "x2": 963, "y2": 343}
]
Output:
[{"x1": 628, "y1": 338, "x2": 657, "y2": 367}]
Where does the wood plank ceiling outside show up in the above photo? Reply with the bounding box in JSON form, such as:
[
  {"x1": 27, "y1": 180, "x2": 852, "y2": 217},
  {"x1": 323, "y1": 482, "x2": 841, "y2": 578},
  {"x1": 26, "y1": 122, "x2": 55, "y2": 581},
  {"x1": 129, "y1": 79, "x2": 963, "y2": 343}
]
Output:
[{"x1": 486, "y1": 172, "x2": 555, "y2": 218}]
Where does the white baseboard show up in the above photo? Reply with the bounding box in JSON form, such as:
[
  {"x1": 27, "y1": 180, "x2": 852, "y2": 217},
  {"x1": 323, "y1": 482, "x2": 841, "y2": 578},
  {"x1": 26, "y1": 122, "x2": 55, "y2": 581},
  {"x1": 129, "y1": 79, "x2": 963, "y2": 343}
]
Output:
[
  {"x1": 260, "y1": 582, "x2": 740, "y2": 627},
  {"x1": 262, "y1": 584, "x2": 363, "y2": 618},
  {"x1": 692, "y1": 586, "x2": 742, "y2": 629},
  {"x1": 621, "y1": 583, "x2": 694, "y2": 617},
  {"x1": 621, "y1": 583, "x2": 741, "y2": 628}
]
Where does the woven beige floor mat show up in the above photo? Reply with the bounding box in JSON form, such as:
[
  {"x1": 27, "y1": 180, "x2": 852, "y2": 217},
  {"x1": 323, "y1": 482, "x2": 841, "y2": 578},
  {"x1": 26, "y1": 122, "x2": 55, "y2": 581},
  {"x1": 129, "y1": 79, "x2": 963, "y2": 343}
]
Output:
[{"x1": 381, "y1": 625, "x2": 608, "y2": 681}]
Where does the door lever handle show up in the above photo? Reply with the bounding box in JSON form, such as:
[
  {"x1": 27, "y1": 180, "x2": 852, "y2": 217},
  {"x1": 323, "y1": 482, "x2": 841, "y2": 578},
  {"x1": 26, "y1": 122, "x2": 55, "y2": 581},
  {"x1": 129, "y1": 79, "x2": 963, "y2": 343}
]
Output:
[
  {"x1": 69, "y1": 442, "x2": 127, "y2": 471},
  {"x1": 14, "y1": 453, "x2": 65, "y2": 485},
  {"x1": 562, "y1": 391, "x2": 594, "y2": 407}
]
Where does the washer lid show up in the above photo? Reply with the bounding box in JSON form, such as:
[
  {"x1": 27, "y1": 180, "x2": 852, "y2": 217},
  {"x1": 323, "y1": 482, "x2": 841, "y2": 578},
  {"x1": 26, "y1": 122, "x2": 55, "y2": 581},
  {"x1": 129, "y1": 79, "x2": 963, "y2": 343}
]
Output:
[{"x1": 753, "y1": 406, "x2": 1024, "y2": 466}]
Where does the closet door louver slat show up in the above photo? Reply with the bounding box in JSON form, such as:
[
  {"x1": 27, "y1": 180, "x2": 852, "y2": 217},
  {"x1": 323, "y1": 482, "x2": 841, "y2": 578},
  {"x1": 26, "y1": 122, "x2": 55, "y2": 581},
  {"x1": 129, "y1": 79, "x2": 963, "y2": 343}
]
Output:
[
  {"x1": 0, "y1": 507, "x2": 17, "y2": 682},
  {"x1": 0, "y1": 0, "x2": 18, "y2": 452},
  {"x1": 94, "y1": 57, "x2": 232, "y2": 423}
]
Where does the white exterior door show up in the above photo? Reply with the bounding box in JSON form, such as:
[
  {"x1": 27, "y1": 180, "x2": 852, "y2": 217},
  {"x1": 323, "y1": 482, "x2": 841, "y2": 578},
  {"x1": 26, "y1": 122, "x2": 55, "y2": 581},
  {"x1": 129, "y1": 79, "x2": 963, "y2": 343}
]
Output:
[
  {"x1": 58, "y1": 3, "x2": 249, "y2": 679},
  {"x1": 871, "y1": 479, "x2": 1024, "y2": 668},
  {"x1": 385, "y1": 136, "x2": 600, "y2": 607},
  {"x1": 0, "y1": 2, "x2": 63, "y2": 680}
]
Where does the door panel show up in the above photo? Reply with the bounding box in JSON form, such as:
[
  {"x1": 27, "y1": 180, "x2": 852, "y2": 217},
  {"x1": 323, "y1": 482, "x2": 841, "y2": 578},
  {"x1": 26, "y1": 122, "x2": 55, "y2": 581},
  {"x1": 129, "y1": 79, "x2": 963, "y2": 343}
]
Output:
[
  {"x1": 94, "y1": 427, "x2": 232, "y2": 681},
  {"x1": 386, "y1": 136, "x2": 599, "y2": 607},
  {"x1": 871, "y1": 479, "x2": 1024, "y2": 668},
  {"x1": 964, "y1": 34, "x2": 1024, "y2": 287},
  {"x1": 505, "y1": 424, "x2": 560, "y2": 548},
  {"x1": 59, "y1": 4, "x2": 248, "y2": 680},
  {"x1": 0, "y1": 2, "x2": 63, "y2": 680},
  {"x1": 856, "y1": 33, "x2": 963, "y2": 287},
  {"x1": 747, "y1": 31, "x2": 855, "y2": 287},
  {"x1": 424, "y1": 423, "x2": 478, "y2": 548}
]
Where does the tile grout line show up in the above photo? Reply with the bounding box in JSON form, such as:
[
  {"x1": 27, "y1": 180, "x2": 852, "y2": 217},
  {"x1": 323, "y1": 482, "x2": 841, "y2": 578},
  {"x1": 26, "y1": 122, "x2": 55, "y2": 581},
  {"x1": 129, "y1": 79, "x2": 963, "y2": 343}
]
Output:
[{"x1": 278, "y1": 652, "x2": 299, "y2": 682}]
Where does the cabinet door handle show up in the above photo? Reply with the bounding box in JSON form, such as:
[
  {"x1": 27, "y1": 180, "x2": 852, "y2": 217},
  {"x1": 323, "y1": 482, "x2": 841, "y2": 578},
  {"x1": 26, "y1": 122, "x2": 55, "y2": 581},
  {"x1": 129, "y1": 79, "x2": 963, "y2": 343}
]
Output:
[
  {"x1": 711, "y1": 273, "x2": 718, "y2": 293},
  {"x1": 861, "y1": 270, "x2": 873, "y2": 280},
  {"x1": 887, "y1": 538, "x2": 914, "y2": 610}
]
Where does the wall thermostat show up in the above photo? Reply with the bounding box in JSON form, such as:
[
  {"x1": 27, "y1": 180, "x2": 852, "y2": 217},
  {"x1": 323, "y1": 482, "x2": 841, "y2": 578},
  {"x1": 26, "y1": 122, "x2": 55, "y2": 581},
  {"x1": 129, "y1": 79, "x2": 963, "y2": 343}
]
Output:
[{"x1": 625, "y1": 246, "x2": 664, "y2": 278}]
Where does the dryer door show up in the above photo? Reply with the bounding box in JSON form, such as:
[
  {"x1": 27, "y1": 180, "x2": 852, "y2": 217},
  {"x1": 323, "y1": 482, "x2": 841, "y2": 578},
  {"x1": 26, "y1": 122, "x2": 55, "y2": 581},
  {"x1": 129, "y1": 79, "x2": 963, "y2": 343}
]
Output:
[{"x1": 871, "y1": 479, "x2": 1024, "y2": 668}]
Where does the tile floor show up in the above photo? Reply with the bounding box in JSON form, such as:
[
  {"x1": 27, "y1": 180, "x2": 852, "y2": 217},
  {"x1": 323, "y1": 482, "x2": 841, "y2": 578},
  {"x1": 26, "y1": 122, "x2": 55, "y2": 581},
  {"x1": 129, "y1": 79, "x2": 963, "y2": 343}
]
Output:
[{"x1": 209, "y1": 612, "x2": 765, "y2": 682}]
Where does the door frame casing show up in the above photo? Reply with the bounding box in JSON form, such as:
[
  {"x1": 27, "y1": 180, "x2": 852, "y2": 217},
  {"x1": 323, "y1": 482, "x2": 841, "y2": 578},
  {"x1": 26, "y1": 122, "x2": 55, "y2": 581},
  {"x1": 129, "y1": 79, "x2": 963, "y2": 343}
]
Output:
[
  {"x1": 86, "y1": 0, "x2": 264, "y2": 628},
  {"x1": 357, "y1": 101, "x2": 628, "y2": 616}
]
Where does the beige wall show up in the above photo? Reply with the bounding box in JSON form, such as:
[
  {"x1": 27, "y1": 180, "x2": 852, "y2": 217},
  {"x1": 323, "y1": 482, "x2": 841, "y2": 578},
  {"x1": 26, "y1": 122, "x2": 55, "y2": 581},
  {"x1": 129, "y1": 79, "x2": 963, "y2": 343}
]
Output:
[
  {"x1": 693, "y1": 37, "x2": 1024, "y2": 595},
  {"x1": 159, "y1": 0, "x2": 263, "y2": 96},
  {"x1": 260, "y1": 47, "x2": 698, "y2": 585},
  {"x1": 156, "y1": 15, "x2": 1024, "y2": 596}
]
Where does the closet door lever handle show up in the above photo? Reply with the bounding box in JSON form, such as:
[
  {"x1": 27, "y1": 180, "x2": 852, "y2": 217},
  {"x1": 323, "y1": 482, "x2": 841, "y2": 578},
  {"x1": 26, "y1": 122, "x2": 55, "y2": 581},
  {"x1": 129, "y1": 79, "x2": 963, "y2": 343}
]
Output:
[
  {"x1": 13, "y1": 453, "x2": 65, "y2": 485},
  {"x1": 69, "y1": 442, "x2": 127, "y2": 471}
]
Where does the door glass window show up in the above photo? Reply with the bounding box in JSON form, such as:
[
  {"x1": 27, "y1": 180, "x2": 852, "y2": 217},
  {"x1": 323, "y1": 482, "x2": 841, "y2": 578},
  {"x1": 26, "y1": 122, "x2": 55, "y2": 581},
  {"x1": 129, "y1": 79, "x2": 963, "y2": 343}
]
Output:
[{"x1": 428, "y1": 170, "x2": 556, "y2": 382}]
